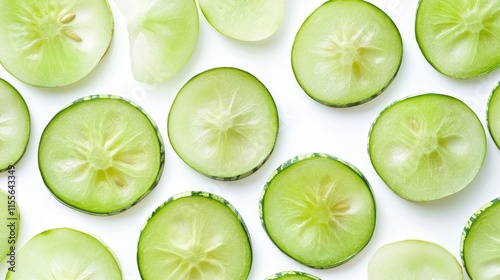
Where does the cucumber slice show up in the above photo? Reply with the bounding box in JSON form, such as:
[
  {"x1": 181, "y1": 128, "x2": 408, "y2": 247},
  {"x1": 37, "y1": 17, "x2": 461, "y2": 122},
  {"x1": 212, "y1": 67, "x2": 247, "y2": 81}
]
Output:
[
  {"x1": 368, "y1": 240, "x2": 463, "y2": 279},
  {"x1": 198, "y1": 0, "x2": 283, "y2": 41},
  {"x1": 0, "y1": 0, "x2": 113, "y2": 87},
  {"x1": 114, "y1": 0, "x2": 199, "y2": 84},
  {"x1": 265, "y1": 271, "x2": 321, "y2": 280},
  {"x1": 487, "y1": 82, "x2": 500, "y2": 148},
  {"x1": 38, "y1": 95, "x2": 164, "y2": 215},
  {"x1": 291, "y1": 0, "x2": 402, "y2": 107},
  {"x1": 260, "y1": 153, "x2": 376, "y2": 268},
  {"x1": 168, "y1": 67, "x2": 279, "y2": 180},
  {"x1": 415, "y1": 0, "x2": 500, "y2": 78},
  {"x1": 0, "y1": 189, "x2": 19, "y2": 262},
  {"x1": 6, "y1": 228, "x2": 122, "y2": 279},
  {"x1": 0, "y1": 79, "x2": 30, "y2": 171},
  {"x1": 369, "y1": 94, "x2": 486, "y2": 202},
  {"x1": 137, "y1": 191, "x2": 252, "y2": 280}
]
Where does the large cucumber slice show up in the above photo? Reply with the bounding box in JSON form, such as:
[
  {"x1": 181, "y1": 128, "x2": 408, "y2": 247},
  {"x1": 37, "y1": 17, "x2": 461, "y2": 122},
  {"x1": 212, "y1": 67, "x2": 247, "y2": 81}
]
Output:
[
  {"x1": 369, "y1": 94, "x2": 486, "y2": 202},
  {"x1": 415, "y1": 0, "x2": 500, "y2": 78},
  {"x1": 0, "y1": 0, "x2": 113, "y2": 87},
  {"x1": 260, "y1": 153, "x2": 376, "y2": 268},
  {"x1": 487, "y1": 82, "x2": 500, "y2": 148},
  {"x1": 6, "y1": 228, "x2": 122, "y2": 279},
  {"x1": 265, "y1": 271, "x2": 321, "y2": 280},
  {"x1": 137, "y1": 191, "x2": 252, "y2": 280},
  {"x1": 38, "y1": 95, "x2": 164, "y2": 215},
  {"x1": 0, "y1": 79, "x2": 30, "y2": 171},
  {"x1": 0, "y1": 189, "x2": 19, "y2": 262},
  {"x1": 168, "y1": 67, "x2": 279, "y2": 180},
  {"x1": 291, "y1": 0, "x2": 402, "y2": 107}
]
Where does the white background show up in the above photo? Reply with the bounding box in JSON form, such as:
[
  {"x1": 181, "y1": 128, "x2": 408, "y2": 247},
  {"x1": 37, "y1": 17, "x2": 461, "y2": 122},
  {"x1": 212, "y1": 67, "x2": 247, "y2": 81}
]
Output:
[{"x1": 1, "y1": 0, "x2": 500, "y2": 279}]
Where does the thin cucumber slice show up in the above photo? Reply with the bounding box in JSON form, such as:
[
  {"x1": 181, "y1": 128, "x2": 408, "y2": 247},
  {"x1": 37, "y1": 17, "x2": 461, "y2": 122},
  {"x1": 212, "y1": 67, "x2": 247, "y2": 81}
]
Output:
[
  {"x1": 369, "y1": 94, "x2": 486, "y2": 202},
  {"x1": 6, "y1": 228, "x2": 122, "y2": 279},
  {"x1": 0, "y1": 0, "x2": 113, "y2": 87},
  {"x1": 260, "y1": 153, "x2": 376, "y2": 268},
  {"x1": 137, "y1": 191, "x2": 252, "y2": 280},
  {"x1": 38, "y1": 95, "x2": 164, "y2": 215},
  {"x1": 487, "y1": 82, "x2": 500, "y2": 148},
  {"x1": 416, "y1": 0, "x2": 500, "y2": 78},
  {"x1": 292, "y1": 0, "x2": 403, "y2": 107},
  {"x1": 265, "y1": 271, "x2": 321, "y2": 280},
  {"x1": 368, "y1": 240, "x2": 463, "y2": 279},
  {"x1": 0, "y1": 189, "x2": 19, "y2": 263},
  {"x1": 0, "y1": 79, "x2": 30, "y2": 171},
  {"x1": 114, "y1": 0, "x2": 199, "y2": 84},
  {"x1": 168, "y1": 67, "x2": 279, "y2": 180},
  {"x1": 198, "y1": 0, "x2": 283, "y2": 41}
]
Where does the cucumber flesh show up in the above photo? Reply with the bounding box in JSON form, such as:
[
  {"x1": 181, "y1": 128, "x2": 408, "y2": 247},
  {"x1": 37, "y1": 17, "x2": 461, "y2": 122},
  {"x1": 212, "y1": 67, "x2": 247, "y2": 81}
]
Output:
[
  {"x1": 265, "y1": 271, "x2": 321, "y2": 280},
  {"x1": 487, "y1": 82, "x2": 500, "y2": 148},
  {"x1": 0, "y1": 189, "x2": 19, "y2": 262}
]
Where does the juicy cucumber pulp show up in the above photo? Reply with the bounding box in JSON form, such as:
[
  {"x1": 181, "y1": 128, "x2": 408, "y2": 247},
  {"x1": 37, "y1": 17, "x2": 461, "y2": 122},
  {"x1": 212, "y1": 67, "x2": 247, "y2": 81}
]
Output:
[
  {"x1": 416, "y1": 0, "x2": 500, "y2": 78},
  {"x1": 38, "y1": 95, "x2": 164, "y2": 215},
  {"x1": 0, "y1": 189, "x2": 19, "y2": 262},
  {"x1": 487, "y1": 82, "x2": 500, "y2": 148},
  {"x1": 292, "y1": 0, "x2": 402, "y2": 107},
  {"x1": 168, "y1": 67, "x2": 279, "y2": 180},
  {"x1": 369, "y1": 94, "x2": 486, "y2": 202},
  {"x1": 137, "y1": 191, "x2": 252, "y2": 280},
  {"x1": 265, "y1": 271, "x2": 321, "y2": 280},
  {"x1": 260, "y1": 153, "x2": 376, "y2": 268}
]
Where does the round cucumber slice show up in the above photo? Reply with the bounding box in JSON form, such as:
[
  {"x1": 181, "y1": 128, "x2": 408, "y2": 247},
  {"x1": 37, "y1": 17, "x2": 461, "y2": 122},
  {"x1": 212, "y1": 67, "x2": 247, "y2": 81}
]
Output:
[
  {"x1": 260, "y1": 153, "x2": 376, "y2": 268},
  {"x1": 0, "y1": 79, "x2": 30, "y2": 171},
  {"x1": 6, "y1": 228, "x2": 122, "y2": 279},
  {"x1": 198, "y1": 0, "x2": 283, "y2": 41},
  {"x1": 168, "y1": 67, "x2": 279, "y2": 180},
  {"x1": 487, "y1": 82, "x2": 500, "y2": 148},
  {"x1": 265, "y1": 271, "x2": 321, "y2": 280},
  {"x1": 38, "y1": 95, "x2": 164, "y2": 215},
  {"x1": 291, "y1": 0, "x2": 403, "y2": 107},
  {"x1": 368, "y1": 240, "x2": 463, "y2": 279},
  {"x1": 416, "y1": 0, "x2": 500, "y2": 78},
  {"x1": 0, "y1": 189, "x2": 19, "y2": 263},
  {"x1": 0, "y1": 0, "x2": 113, "y2": 87},
  {"x1": 369, "y1": 93, "x2": 486, "y2": 202},
  {"x1": 137, "y1": 191, "x2": 252, "y2": 280}
]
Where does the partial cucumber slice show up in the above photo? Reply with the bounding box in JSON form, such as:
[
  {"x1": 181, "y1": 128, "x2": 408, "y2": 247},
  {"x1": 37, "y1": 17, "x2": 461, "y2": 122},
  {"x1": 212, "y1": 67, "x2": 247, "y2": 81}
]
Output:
[
  {"x1": 0, "y1": 0, "x2": 113, "y2": 87},
  {"x1": 0, "y1": 189, "x2": 19, "y2": 262},
  {"x1": 0, "y1": 79, "x2": 30, "y2": 171},
  {"x1": 487, "y1": 82, "x2": 500, "y2": 148},
  {"x1": 114, "y1": 0, "x2": 199, "y2": 84},
  {"x1": 265, "y1": 271, "x2": 321, "y2": 280},
  {"x1": 198, "y1": 0, "x2": 283, "y2": 41},
  {"x1": 38, "y1": 95, "x2": 164, "y2": 215},
  {"x1": 260, "y1": 153, "x2": 376, "y2": 268},
  {"x1": 416, "y1": 0, "x2": 500, "y2": 78},
  {"x1": 368, "y1": 240, "x2": 463, "y2": 279},
  {"x1": 6, "y1": 228, "x2": 122, "y2": 279},
  {"x1": 369, "y1": 94, "x2": 486, "y2": 202},
  {"x1": 137, "y1": 191, "x2": 252, "y2": 279},
  {"x1": 292, "y1": 0, "x2": 402, "y2": 107},
  {"x1": 168, "y1": 67, "x2": 279, "y2": 180}
]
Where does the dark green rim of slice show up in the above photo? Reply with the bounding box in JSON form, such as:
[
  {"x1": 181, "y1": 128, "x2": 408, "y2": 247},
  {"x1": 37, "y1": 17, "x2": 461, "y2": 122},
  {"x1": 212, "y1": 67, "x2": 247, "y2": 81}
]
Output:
[
  {"x1": 265, "y1": 270, "x2": 322, "y2": 280},
  {"x1": 486, "y1": 81, "x2": 500, "y2": 149}
]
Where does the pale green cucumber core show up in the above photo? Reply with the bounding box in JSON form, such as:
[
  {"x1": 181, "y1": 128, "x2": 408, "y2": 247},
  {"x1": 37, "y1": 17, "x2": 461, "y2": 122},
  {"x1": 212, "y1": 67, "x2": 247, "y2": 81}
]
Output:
[{"x1": 487, "y1": 83, "x2": 500, "y2": 148}]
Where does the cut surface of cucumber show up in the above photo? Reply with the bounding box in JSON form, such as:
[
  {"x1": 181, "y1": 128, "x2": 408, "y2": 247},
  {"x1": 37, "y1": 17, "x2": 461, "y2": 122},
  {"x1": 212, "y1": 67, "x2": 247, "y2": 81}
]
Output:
[
  {"x1": 368, "y1": 240, "x2": 463, "y2": 279},
  {"x1": 265, "y1": 271, "x2": 321, "y2": 280},
  {"x1": 260, "y1": 153, "x2": 376, "y2": 268},
  {"x1": 137, "y1": 191, "x2": 252, "y2": 280},
  {"x1": 416, "y1": 0, "x2": 500, "y2": 78},
  {"x1": 168, "y1": 67, "x2": 278, "y2": 180},
  {"x1": 292, "y1": 0, "x2": 402, "y2": 107},
  {"x1": 0, "y1": 0, "x2": 113, "y2": 87},
  {"x1": 38, "y1": 95, "x2": 164, "y2": 215},
  {"x1": 369, "y1": 94, "x2": 486, "y2": 202},
  {"x1": 6, "y1": 228, "x2": 122, "y2": 279},
  {"x1": 0, "y1": 189, "x2": 19, "y2": 262},
  {"x1": 487, "y1": 82, "x2": 500, "y2": 148}
]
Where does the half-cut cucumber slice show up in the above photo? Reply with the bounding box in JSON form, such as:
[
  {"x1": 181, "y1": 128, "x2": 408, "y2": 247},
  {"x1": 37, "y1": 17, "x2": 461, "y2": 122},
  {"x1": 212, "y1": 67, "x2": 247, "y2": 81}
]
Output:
[
  {"x1": 368, "y1": 240, "x2": 463, "y2": 279},
  {"x1": 265, "y1": 271, "x2": 321, "y2": 280},
  {"x1": 168, "y1": 67, "x2": 279, "y2": 180},
  {"x1": 137, "y1": 191, "x2": 252, "y2": 280},
  {"x1": 292, "y1": 0, "x2": 402, "y2": 107},
  {"x1": 416, "y1": 0, "x2": 500, "y2": 78},
  {"x1": 38, "y1": 95, "x2": 164, "y2": 215},
  {"x1": 0, "y1": 189, "x2": 19, "y2": 262},
  {"x1": 369, "y1": 94, "x2": 486, "y2": 202},
  {"x1": 260, "y1": 153, "x2": 376, "y2": 268},
  {"x1": 6, "y1": 228, "x2": 122, "y2": 279},
  {"x1": 0, "y1": 0, "x2": 113, "y2": 87},
  {"x1": 0, "y1": 79, "x2": 30, "y2": 171},
  {"x1": 487, "y1": 82, "x2": 500, "y2": 148}
]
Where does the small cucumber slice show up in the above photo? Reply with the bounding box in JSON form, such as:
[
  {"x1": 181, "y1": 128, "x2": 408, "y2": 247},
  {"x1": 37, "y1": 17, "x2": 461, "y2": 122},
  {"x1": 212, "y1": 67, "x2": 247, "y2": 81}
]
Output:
[
  {"x1": 168, "y1": 67, "x2": 279, "y2": 180},
  {"x1": 369, "y1": 94, "x2": 486, "y2": 202},
  {"x1": 292, "y1": 0, "x2": 402, "y2": 107},
  {"x1": 368, "y1": 240, "x2": 463, "y2": 279},
  {"x1": 416, "y1": 0, "x2": 500, "y2": 78},
  {"x1": 0, "y1": 79, "x2": 30, "y2": 171},
  {"x1": 6, "y1": 228, "x2": 122, "y2": 279},
  {"x1": 38, "y1": 95, "x2": 164, "y2": 215},
  {"x1": 260, "y1": 153, "x2": 376, "y2": 268},
  {"x1": 265, "y1": 271, "x2": 321, "y2": 280},
  {"x1": 137, "y1": 191, "x2": 252, "y2": 280},
  {"x1": 487, "y1": 82, "x2": 500, "y2": 148},
  {"x1": 0, "y1": 189, "x2": 19, "y2": 262}
]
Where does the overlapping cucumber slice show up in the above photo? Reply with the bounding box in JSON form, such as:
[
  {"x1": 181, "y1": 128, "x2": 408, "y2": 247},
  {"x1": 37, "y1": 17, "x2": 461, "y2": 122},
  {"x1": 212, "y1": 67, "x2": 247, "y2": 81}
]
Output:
[
  {"x1": 0, "y1": 189, "x2": 19, "y2": 262},
  {"x1": 487, "y1": 82, "x2": 500, "y2": 148},
  {"x1": 265, "y1": 271, "x2": 321, "y2": 280}
]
